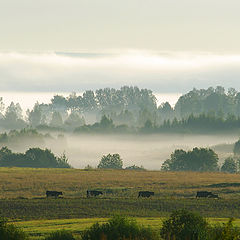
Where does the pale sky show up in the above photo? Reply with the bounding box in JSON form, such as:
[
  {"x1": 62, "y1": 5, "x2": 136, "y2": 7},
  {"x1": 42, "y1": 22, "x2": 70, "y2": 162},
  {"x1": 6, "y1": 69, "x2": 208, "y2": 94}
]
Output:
[
  {"x1": 0, "y1": 0, "x2": 240, "y2": 94},
  {"x1": 0, "y1": 0, "x2": 240, "y2": 52}
]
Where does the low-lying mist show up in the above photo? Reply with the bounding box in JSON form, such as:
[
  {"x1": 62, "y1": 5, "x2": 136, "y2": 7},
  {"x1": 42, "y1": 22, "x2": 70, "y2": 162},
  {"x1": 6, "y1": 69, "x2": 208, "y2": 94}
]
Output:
[
  {"x1": 3, "y1": 133, "x2": 238, "y2": 170},
  {"x1": 45, "y1": 133, "x2": 238, "y2": 170}
]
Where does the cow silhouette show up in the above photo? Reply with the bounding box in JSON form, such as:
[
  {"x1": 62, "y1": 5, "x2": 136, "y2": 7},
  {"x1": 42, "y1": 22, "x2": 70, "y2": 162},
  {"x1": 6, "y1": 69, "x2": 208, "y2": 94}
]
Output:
[
  {"x1": 196, "y1": 191, "x2": 218, "y2": 198},
  {"x1": 46, "y1": 191, "x2": 63, "y2": 198},
  {"x1": 138, "y1": 191, "x2": 154, "y2": 198},
  {"x1": 87, "y1": 190, "x2": 103, "y2": 197}
]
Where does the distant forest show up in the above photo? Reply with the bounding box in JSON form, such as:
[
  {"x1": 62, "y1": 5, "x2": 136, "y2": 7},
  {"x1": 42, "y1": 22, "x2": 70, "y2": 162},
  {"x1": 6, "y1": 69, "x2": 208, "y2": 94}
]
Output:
[{"x1": 1, "y1": 86, "x2": 240, "y2": 133}]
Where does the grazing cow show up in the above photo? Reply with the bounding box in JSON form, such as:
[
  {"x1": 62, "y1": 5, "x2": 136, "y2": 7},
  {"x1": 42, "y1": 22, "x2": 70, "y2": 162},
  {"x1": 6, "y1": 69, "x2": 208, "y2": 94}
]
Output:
[
  {"x1": 196, "y1": 191, "x2": 218, "y2": 198},
  {"x1": 46, "y1": 191, "x2": 63, "y2": 198},
  {"x1": 138, "y1": 191, "x2": 154, "y2": 198},
  {"x1": 87, "y1": 190, "x2": 103, "y2": 197}
]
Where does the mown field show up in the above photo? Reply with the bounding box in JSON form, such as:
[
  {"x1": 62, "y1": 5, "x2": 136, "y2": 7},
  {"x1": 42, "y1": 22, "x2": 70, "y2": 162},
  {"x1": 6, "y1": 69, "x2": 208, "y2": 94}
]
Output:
[{"x1": 1, "y1": 168, "x2": 240, "y2": 239}]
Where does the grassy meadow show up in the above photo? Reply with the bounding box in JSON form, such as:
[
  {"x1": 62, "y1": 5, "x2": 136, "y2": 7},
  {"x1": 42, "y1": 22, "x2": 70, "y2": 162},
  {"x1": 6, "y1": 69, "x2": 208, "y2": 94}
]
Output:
[{"x1": 0, "y1": 168, "x2": 240, "y2": 239}]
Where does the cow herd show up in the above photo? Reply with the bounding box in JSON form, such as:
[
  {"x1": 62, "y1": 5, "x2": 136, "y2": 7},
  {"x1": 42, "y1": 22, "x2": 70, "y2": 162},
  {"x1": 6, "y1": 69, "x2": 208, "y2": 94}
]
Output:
[{"x1": 45, "y1": 190, "x2": 219, "y2": 199}]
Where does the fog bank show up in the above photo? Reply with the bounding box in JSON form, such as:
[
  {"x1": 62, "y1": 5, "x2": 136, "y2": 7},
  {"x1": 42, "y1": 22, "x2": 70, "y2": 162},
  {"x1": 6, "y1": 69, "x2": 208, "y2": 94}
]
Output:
[{"x1": 47, "y1": 134, "x2": 238, "y2": 170}]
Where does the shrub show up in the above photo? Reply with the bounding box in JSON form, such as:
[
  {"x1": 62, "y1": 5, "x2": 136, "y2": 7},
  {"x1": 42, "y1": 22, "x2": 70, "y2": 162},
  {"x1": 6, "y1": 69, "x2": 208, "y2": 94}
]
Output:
[
  {"x1": 81, "y1": 215, "x2": 157, "y2": 240},
  {"x1": 125, "y1": 165, "x2": 146, "y2": 170},
  {"x1": 45, "y1": 229, "x2": 75, "y2": 240},
  {"x1": 0, "y1": 217, "x2": 27, "y2": 240},
  {"x1": 160, "y1": 209, "x2": 209, "y2": 240}
]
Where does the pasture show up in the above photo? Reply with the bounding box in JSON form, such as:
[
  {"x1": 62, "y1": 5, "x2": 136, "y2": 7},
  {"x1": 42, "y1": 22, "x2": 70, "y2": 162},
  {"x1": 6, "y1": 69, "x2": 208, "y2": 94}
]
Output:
[
  {"x1": 1, "y1": 168, "x2": 240, "y2": 239},
  {"x1": 0, "y1": 168, "x2": 240, "y2": 200},
  {"x1": 0, "y1": 168, "x2": 239, "y2": 219}
]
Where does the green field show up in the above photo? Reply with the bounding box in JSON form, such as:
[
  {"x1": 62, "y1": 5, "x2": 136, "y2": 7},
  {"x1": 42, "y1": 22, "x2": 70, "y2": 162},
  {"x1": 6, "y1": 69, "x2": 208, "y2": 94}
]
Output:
[{"x1": 12, "y1": 217, "x2": 240, "y2": 239}]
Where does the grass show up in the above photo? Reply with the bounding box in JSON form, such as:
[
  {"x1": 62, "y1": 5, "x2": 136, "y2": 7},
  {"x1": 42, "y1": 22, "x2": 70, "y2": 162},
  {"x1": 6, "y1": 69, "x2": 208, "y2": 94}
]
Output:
[
  {"x1": 0, "y1": 168, "x2": 240, "y2": 219},
  {"x1": 0, "y1": 168, "x2": 239, "y2": 239},
  {"x1": 13, "y1": 218, "x2": 108, "y2": 239},
  {"x1": 1, "y1": 197, "x2": 240, "y2": 221},
  {"x1": 0, "y1": 168, "x2": 240, "y2": 199},
  {"x1": 13, "y1": 217, "x2": 240, "y2": 240}
]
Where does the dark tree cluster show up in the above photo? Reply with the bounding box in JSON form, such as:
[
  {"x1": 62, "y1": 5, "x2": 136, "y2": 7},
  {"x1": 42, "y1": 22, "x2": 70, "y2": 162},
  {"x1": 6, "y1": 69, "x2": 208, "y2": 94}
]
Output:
[
  {"x1": 0, "y1": 147, "x2": 70, "y2": 168},
  {"x1": 161, "y1": 147, "x2": 219, "y2": 172}
]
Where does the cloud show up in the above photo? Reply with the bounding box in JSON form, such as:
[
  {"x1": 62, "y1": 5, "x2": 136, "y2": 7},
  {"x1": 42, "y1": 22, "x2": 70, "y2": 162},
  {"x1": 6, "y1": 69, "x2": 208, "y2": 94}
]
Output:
[{"x1": 0, "y1": 51, "x2": 240, "y2": 93}]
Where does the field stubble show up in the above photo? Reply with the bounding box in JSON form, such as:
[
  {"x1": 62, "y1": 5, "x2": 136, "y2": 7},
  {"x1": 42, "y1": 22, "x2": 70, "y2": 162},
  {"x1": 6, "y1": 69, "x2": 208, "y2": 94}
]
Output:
[{"x1": 0, "y1": 168, "x2": 240, "y2": 220}]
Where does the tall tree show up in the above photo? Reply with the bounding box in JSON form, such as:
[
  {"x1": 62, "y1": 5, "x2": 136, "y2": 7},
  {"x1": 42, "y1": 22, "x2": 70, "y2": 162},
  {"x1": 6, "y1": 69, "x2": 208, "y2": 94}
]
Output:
[{"x1": 27, "y1": 102, "x2": 42, "y2": 127}]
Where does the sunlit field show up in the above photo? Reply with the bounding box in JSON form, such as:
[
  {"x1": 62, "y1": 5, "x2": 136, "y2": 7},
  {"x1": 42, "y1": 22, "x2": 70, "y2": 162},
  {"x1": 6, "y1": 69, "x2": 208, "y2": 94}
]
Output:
[
  {"x1": 0, "y1": 166, "x2": 239, "y2": 240},
  {"x1": 0, "y1": 168, "x2": 240, "y2": 222},
  {"x1": 0, "y1": 168, "x2": 240, "y2": 199},
  {"x1": 13, "y1": 217, "x2": 240, "y2": 240}
]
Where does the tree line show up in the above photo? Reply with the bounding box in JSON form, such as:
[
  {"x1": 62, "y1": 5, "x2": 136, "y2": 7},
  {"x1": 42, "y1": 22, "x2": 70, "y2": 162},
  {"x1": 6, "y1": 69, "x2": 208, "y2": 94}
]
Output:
[
  {"x1": 75, "y1": 113, "x2": 240, "y2": 134},
  {"x1": 88, "y1": 141, "x2": 240, "y2": 173},
  {"x1": 1, "y1": 138, "x2": 240, "y2": 172},
  {"x1": 2, "y1": 86, "x2": 240, "y2": 132}
]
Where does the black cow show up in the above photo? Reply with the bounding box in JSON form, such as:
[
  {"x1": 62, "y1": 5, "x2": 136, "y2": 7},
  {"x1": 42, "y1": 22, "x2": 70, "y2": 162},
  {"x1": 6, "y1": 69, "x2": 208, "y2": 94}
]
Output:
[
  {"x1": 196, "y1": 191, "x2": 218, "y2": 198},
  {"x1": 138, "y1": 191, "x2": 154, "y2": 198},
  {"x1": 46, "y1": 191, "x2": 63, "y2": 198},
  {"x1": 87, "y1": 190, "x2": 103, "y2": 197}
]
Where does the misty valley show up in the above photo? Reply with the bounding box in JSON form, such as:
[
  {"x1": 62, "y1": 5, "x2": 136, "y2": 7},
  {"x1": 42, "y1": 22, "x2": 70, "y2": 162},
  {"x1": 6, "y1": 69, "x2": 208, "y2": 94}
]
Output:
[
  {"x1": 2, "y1": 1, "x2": 240, "y2": 238},
  {"x1": 0, "y1": 132, "x2": 237, "y2": 170},
  {"x1": 0, "y1": 86, "x2": 239, "y2": 169},
  {"x1": 1, "y1": 86, "x2": 240, "y2": 239}
]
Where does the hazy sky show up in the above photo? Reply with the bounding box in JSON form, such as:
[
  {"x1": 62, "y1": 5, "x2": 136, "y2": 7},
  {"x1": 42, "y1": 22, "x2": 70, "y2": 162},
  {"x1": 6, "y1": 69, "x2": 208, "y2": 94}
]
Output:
[
  {"x1": 1, "y1": 0, "x2": 240, "y2": 52},
  {"x1": 0, "y1": 0, "x2": 240, "y2": 94}
]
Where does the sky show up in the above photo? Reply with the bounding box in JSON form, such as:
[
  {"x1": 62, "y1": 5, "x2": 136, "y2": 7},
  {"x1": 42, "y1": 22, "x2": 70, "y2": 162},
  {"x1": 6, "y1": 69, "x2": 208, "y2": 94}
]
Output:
[{"x1": 0, "y1": 0, "x2": 240, "y2": 95}]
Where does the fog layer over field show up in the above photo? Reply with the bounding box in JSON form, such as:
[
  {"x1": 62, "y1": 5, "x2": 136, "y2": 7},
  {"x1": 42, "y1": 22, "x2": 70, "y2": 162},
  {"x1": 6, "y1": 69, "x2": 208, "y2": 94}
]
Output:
[{"x1": 43, "y1": 134, "x2": 238, "y2": 170}]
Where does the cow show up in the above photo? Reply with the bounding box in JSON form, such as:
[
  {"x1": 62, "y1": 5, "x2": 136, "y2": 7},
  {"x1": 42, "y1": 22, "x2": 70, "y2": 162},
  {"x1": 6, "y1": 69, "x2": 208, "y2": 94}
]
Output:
[
  {"x1": 87, "y1": 190, "x2": 103, "y2": 197},
  {"x1": 138, "y1": 191, "x2": 154, "y2": 198},
  {"x1": 196, "y1": 191, "x2": 218, "y2": 198},
  {"x1": 46, "y1": 191, "x2": 63, "y2": 198}
]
